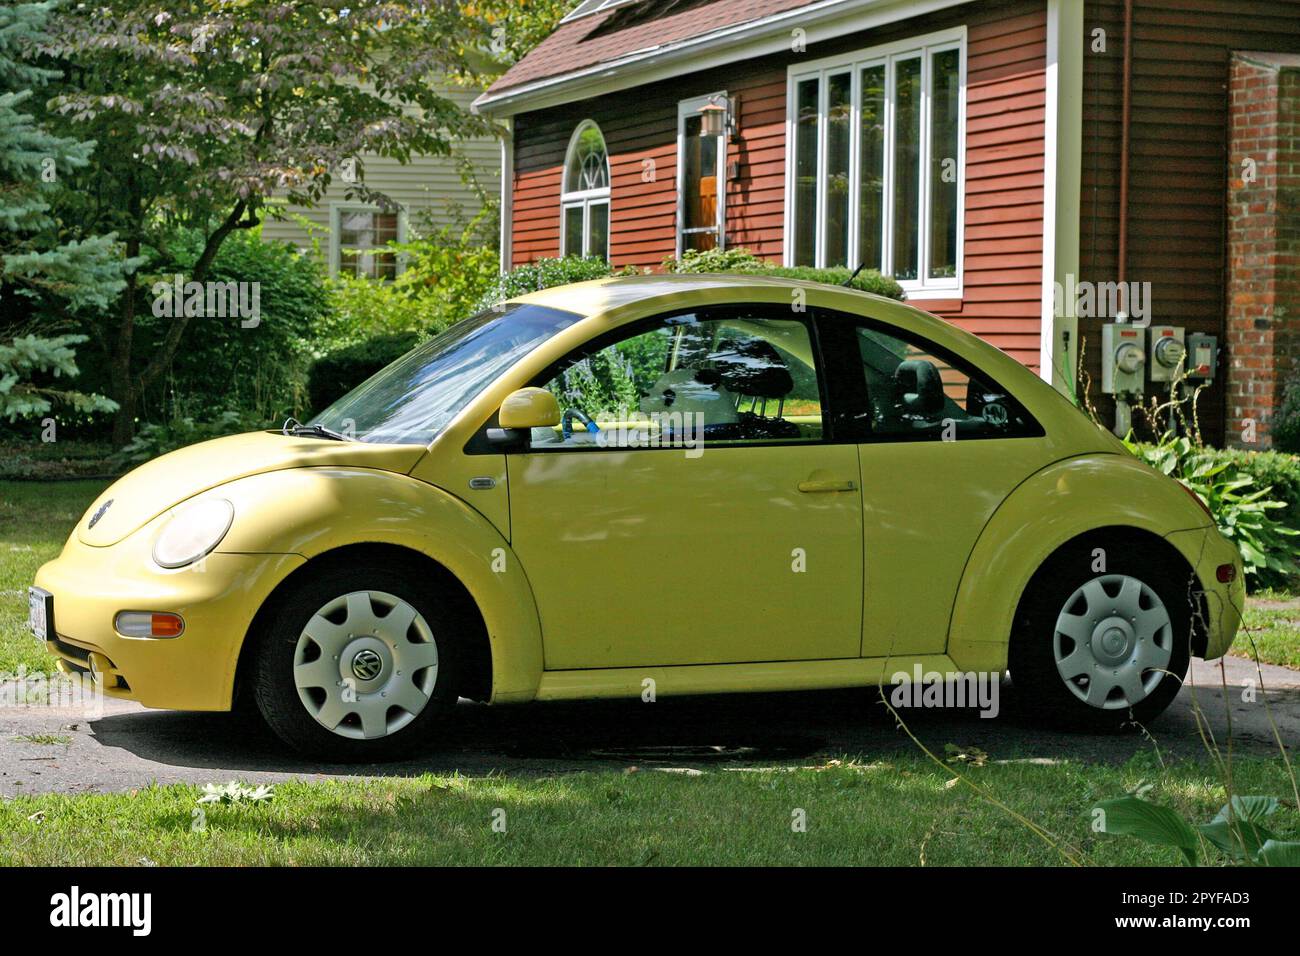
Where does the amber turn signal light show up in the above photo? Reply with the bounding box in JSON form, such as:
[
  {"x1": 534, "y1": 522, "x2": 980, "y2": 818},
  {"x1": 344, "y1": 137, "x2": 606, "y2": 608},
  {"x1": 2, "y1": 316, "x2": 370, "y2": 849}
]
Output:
[{"x1": 114, "y1": 611, "x2": 185, "y2": 638}]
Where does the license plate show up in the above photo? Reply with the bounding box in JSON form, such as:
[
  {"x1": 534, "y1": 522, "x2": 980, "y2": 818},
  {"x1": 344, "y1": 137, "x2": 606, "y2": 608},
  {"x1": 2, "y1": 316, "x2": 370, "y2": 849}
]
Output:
[{"x1": 28, "y1": 587, "x2": 53, "y2": 641}]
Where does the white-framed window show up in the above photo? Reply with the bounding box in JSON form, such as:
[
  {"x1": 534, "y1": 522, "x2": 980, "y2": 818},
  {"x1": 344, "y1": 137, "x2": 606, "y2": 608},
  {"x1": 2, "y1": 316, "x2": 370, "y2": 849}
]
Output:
[
  {"x1": 330, "y1": 203, "x2": 405, "y2": 280},
  {"x1": 560, "y1": 119, "x2": 610, "y2": 261},
  {"x1": 785, "y1": 28, "x2": 966, "y2": 297},
  {"x1": 677, "y1": 92, "x2": 728, "y2": 256}
]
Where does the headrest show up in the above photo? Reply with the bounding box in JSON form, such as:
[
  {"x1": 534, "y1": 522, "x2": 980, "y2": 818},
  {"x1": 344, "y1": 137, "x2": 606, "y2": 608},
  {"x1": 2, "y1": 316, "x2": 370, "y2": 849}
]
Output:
[
  {"x1": 894, "y1": 359, "x2": 943, "y2": 415},
  {"x1": 710, "y1": 339, "x2": 794, "y2": 398}
]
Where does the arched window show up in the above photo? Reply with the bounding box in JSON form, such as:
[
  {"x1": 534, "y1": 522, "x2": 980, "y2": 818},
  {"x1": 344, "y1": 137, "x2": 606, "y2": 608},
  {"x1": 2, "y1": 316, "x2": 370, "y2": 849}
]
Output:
[{"x1": 560, "y1": 120, "x2": 610, "y2": 261}]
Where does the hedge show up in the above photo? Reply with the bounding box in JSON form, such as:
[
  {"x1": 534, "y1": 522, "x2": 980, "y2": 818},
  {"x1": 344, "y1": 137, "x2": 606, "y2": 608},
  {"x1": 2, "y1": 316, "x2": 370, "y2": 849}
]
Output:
[{"x1": 306, "y1": 332, "x2": 422, "y2": 414}]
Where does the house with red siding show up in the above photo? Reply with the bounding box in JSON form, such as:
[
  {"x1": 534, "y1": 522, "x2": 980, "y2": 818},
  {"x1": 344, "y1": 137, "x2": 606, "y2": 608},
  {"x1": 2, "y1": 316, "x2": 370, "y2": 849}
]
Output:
[{"x1": 474, "y1": 0, "x2": 1300, "y2": 447}]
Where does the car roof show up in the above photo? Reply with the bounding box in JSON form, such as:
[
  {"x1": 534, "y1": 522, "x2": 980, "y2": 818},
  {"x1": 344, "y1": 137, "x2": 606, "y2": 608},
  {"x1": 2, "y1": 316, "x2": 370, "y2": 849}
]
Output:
[{"x1": 509, "y1": 272, "x2": 904, "y2": 318}]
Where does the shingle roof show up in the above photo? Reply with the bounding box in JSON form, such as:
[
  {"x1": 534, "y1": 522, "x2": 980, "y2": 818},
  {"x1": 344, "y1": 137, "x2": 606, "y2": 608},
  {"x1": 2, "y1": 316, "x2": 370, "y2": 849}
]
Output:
[{"x1": 486, "y1": 0, "x2": 820, "y2": 95}]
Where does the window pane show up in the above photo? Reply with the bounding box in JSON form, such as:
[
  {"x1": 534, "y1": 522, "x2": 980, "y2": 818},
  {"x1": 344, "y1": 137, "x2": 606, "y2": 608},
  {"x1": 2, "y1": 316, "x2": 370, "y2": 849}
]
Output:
[
  {"x1": 563, "y1": 205, "x2": 584, "y2": 256},
  {"x1": 565, "y1": 123, "x2": 609, "y2": 193},
  {"x1": 929, "y1": 49, "x2": 960, "y2": 279},
  {"x1": 891, "y1": 57, "x2": 922, "y2": 281},
  {"x1": 588, "y1": 200, "x2": 609, "y2": 261},
  {"x1": 858, "y1": 64, "x2": 885, "y2": 272},
  {"x1": 536, "y1": 313, "x2": 823, "y2": 449},
  {"x1": 683, "y1": 113, "x2": 718, "y2": 241},
  {"x1": 855, "y1": 326, "x2": 1036, "y2": 440},
  {"x1": 824, "y1": 72, "x2": 852, "y2": 268},
  {"x1": 793, "y1": 77, "x2": 820, "y2": 266},
  {"x1": 339, "y1": 209, "x2": 397, "y2": 280}
]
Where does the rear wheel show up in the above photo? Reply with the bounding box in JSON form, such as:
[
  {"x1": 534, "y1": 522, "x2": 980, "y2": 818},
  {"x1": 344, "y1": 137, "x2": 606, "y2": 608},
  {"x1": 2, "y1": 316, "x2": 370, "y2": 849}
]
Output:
[
  {"x1": 1009, "y1": 539, "x2": 1192, "y2": 730},
  {"x1": 252, "y1": 564, "x2": 462, "y2": 759}
]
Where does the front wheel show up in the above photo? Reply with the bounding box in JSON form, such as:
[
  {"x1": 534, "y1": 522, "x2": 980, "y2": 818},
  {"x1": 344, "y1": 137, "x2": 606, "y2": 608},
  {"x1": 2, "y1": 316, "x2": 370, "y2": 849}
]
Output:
[
  {"x1": 252, "y1": 564, "x2": 462, "y2": 759},
  {"x1": 1009, "y1": 541, "x2": 1192, "y2": 731}
]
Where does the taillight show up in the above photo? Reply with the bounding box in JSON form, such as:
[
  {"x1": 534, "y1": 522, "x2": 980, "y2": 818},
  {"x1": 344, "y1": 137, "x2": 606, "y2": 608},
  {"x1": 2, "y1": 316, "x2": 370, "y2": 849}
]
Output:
[{"x1": 1216, "y1": 564, "x2": 1236, "y2": 583}]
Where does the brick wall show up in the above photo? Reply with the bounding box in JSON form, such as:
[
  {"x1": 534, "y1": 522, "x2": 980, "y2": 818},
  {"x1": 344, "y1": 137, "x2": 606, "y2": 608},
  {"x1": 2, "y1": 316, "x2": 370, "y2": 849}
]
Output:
[{"x1": 1226, "y1": 52, "x2": 1300, "y2": 448}]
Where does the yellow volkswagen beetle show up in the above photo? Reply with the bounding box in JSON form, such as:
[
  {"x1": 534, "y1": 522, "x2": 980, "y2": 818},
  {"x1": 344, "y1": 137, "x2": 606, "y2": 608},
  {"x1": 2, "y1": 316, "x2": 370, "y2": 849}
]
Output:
[{"x1": 30, "y1": 275, "x2": 1243, "y2": 757}]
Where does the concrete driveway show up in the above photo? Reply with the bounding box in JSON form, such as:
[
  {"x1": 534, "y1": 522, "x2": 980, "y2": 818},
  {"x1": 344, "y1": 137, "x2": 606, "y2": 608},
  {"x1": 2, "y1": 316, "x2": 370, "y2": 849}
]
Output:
[{"x1": 1, "y1": 657, "x2": 1296, "y2": 797}]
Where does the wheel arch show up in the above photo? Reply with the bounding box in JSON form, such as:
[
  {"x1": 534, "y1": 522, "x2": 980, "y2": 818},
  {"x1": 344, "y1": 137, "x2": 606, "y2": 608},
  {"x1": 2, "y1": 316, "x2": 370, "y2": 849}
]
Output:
[
  {"x1": 215, "y1": 467, "x2": 545, "y2": 709},
  {"x1": 946, "y1": 454, "x2": 1212, "y2": 672},
  {"x1": 234, "y1": 542, "x2": 495, "y2": 710}
]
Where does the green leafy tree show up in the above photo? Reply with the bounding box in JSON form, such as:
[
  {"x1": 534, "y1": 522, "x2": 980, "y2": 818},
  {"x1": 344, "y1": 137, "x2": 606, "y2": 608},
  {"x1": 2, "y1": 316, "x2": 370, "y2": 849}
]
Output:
[
  {"x1": 37, "y1": 0, "x2": 507, "y2": 444},
  {"x1": 0, "y1": 1, "x2": 125, "y2": 422}
]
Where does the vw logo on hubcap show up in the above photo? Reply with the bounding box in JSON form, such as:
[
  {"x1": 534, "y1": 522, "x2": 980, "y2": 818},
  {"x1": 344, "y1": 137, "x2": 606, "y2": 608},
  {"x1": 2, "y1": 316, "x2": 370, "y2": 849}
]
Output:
[{"x1": 351, "y1": 648, "x2": 384, "y2": 682}]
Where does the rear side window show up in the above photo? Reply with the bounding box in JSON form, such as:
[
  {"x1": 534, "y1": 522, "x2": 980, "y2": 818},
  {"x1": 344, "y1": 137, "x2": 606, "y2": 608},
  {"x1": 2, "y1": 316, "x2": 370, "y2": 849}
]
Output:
[{"x1": 853, "y1": 325, "x2": 1040, "y2": 441}]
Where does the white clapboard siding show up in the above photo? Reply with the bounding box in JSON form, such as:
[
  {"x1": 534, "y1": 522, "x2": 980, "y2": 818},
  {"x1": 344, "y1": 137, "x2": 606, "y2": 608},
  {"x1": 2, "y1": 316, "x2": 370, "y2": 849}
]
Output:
[{"x1": 261, "y1": 86, "x2": 502, "y2": 269}]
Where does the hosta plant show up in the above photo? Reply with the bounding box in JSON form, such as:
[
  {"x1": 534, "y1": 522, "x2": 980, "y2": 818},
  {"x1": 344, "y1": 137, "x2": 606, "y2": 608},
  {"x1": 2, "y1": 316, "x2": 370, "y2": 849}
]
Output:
[
  {"x1": 1094, "y1": 794, "x2": 1300, "y2": 866},
  {"x1": 1127, "y1": 430, "x2": 1300, "y2": 590}
]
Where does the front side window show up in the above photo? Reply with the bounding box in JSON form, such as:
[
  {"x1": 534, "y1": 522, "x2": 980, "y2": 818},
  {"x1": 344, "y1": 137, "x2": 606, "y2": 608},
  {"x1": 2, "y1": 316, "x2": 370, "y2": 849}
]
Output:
[
  {"x1": 530, "y1": 309, "x2": 825, "y2": 450},
  {"x1": 788, "y1": 31, "x2": 963, "y2": 293},
  {"x1": 852, "y1": 324, "x2": 1037, "y2": 441},
  {"x1": 336, "y1": 207, "x2": 401, "y2": 279},
  {"x1": 311, "y1": 303, "x2": 582, "y2": 444},
  {"x1": 561, "y1": 120, "x2": 611, "y2": 261}
]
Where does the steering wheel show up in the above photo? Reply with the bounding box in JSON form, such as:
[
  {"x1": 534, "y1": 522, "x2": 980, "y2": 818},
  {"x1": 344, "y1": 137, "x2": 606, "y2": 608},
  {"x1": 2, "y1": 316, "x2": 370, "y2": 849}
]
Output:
[{"x1": 561, "y1": 408, "x2": 601, "y2": 441}]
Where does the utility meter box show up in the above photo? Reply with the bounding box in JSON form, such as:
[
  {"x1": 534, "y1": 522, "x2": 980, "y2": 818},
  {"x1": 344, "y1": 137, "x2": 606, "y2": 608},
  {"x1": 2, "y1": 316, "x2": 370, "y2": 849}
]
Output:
[
  {"x1": 1101, "y1": 323, "x2": 1146, "y2": 395},
  {"x1": 1185, "y1": 333, "x2": 1218, "y2": 381},
  {"x1": 1149, "y1": 326, "x2": 1186, "y2": 383}
]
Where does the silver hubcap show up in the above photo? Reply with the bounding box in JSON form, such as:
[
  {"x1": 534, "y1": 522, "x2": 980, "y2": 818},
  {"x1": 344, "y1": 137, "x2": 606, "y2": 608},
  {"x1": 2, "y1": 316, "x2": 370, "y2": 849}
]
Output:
[
  {"x1": 1053, "y1": 574, "x2": 1173, "y2": 710},
  {"x1": 293, "y1": 590, "x2": 438, "y2": 740}
]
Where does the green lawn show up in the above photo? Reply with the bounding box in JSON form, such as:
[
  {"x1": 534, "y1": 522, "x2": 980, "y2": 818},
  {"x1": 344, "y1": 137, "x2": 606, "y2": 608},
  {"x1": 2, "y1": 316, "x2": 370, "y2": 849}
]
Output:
[
  {"x1": 1237, "y1": 591, "x2": 1300, "y2": 670},
  {"x1": 1, "y1": 755, "x2": 1296, "y2": 866},
  {"x1": 0, "y1": 480, "x2": 108, "y2": 677}
]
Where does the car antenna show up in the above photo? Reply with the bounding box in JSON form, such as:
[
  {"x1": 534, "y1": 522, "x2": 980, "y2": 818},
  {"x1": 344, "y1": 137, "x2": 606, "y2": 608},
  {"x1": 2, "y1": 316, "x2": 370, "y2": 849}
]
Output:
[{"x1": 842, "y1": 261, "x2": 867, "y2": 287}]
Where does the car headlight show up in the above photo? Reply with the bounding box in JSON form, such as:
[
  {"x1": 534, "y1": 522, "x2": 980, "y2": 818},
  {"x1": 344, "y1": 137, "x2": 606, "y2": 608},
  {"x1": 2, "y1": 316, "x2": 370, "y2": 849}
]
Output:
[{"x1": 152, "y1": 498, "x2": 235, "y2": 568}]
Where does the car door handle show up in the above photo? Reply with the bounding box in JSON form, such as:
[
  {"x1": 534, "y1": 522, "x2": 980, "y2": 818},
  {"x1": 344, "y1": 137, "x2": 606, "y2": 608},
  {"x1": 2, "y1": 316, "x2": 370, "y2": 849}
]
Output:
[{"x1": 797, "y1": 479, "x2": 857, "y2": 493}]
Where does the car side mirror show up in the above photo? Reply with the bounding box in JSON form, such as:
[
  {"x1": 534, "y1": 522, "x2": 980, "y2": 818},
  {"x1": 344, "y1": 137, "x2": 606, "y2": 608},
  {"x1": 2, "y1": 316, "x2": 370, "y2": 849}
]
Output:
[{"x1": 499, "y1": 387, "x2": 561, "y2": 429}]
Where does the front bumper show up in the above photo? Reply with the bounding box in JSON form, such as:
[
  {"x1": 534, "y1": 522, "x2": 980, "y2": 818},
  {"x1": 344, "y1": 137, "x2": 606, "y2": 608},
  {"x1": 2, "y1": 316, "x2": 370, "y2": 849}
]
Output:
[
  {"x1": 1165, "y1": 525, "x2": 1245, "y2": 660},
  {"x1": 33, "y1": 531, "x2": 303, "y2": 711}
]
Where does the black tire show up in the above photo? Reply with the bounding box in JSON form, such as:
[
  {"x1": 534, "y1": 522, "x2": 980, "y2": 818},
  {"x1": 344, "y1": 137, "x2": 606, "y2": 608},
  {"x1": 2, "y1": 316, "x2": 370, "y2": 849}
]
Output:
[
  {"x1": 1009, "y1": 537, "x2": 1192, "y2": 731},
  {"x1": 252, "y1": 563, "x2": 463, "y2": 760}
]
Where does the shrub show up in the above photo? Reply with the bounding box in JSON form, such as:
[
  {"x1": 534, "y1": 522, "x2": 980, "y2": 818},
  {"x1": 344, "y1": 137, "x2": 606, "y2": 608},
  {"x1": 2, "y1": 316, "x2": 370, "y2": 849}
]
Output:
[
  {"x1": 321, "y1": 212, "x2": 500, "y2": 353},
  {"x1": 306, "y1": 332, "x2": 422, "y2": 415},
  {"x1": 474, "y1": 256, "x2": 637, "y2": 311},
  {"x1": 131, "y1": 229, "x2": 331, "y2": 426},
  {"x1": 1198, "y1": 445, "x2": 1300, "y2": 531},
  {"x1": 662, "y1": 247, "x2": 905, "y2": 300},
  {"x1": 1273, "y1": 369, "x2": 1300, "y2": 454},
  {"x1": 110, "y1": 409, "x2": 265, "y2": 469},
  {"x1": 1128, "y1": 432, "x2": 1300, "y2": 591}
]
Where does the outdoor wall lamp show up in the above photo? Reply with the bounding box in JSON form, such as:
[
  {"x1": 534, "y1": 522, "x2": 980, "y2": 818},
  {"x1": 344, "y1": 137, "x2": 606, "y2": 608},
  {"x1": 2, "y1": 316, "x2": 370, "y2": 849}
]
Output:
[{"x1": 698, "y1": 94, "x2": 736, "y2": 139}]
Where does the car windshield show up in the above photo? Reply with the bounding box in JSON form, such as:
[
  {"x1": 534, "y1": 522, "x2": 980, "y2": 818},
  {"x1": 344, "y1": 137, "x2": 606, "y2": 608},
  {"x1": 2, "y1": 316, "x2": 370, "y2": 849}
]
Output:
[{"x1": 310, "y1": 303, "x2": 582, "y2": 444}]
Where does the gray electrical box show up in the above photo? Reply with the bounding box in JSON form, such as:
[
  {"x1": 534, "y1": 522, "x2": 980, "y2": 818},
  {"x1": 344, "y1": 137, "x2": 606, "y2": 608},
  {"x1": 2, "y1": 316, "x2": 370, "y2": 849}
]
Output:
[
  {"x1": 1149, "y1": 325, "x2": 1186, "y2": 383},
  {"x1": 1185, "y1": 333, "x2": 1218, "y2": 381},
  {"x1": 1101, "y1": 323, "x2": 1146, "y2": 395}
]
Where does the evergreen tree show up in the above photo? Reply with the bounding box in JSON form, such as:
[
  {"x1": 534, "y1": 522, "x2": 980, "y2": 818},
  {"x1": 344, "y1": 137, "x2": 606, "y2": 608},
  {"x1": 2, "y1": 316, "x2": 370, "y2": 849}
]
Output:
[{"x1": 0, "y1": 1, "x2": 125, "y2": 422}]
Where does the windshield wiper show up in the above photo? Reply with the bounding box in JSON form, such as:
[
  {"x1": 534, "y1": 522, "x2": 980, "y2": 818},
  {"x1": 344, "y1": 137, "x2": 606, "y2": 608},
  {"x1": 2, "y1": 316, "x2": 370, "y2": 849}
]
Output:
[{"x1": 281, "y1": 418, "x2": 351, "y2": 441}]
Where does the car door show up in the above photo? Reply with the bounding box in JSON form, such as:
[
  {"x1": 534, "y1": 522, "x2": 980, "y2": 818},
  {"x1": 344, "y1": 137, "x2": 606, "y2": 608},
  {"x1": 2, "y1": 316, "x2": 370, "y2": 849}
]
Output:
[
  {"x1": 817, "y1": 313, "x2": 1057, "y2": 659},
  {"x1": 504, "y1": 305, "x2": 863, "y2": 670}
]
